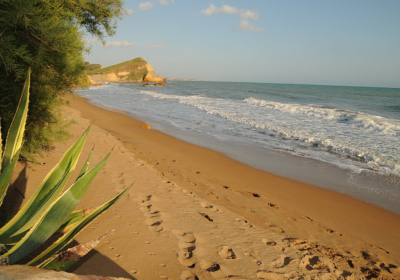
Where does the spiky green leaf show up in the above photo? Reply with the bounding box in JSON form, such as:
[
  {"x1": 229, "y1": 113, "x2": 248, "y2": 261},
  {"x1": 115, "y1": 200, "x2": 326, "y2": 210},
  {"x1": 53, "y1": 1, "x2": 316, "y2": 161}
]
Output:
[
  {"x1": 76, "y1": 149, "x2": 93, "y2": 182},
  {"x1": 1, "y1": 152, "x2": 111, "y2": 264},
  {"x1": 2, "y1": 69, "x2": 30, "y2": 172},
  {"x1": 0, "y1": 151, "x2": 21, "y2": 207},
  {"x1": 0, "y1": 118, "x2": 2, "y2": 170},
  {"x1": 55, "y1": 208, "x2": 92, "y2": 234},
  {"x1": 0, "y1": 127, "x2": 90, "y2": 241},
  {"x1": 28, "y1": 187, "x2": 130, "y2": 268}
]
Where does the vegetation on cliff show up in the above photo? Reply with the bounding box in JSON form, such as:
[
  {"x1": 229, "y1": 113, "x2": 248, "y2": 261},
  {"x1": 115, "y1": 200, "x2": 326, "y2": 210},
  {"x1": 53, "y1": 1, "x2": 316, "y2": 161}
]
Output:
[
  {"x1": 88, "y1": 57, "x2": 165, "y2": 82},
  {"x1": 85, "y1": 63, "x2": 103, "y2": 71},
  {"x1": 0, "y1": 0, "x2": 125, "y2": 157}
]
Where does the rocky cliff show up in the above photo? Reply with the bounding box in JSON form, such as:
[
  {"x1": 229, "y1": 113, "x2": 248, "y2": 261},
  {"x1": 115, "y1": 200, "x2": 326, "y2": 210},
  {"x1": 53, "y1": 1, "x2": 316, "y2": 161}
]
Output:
[{"x1": 87, "y1": 57, "x2": 165, "y2": 83}]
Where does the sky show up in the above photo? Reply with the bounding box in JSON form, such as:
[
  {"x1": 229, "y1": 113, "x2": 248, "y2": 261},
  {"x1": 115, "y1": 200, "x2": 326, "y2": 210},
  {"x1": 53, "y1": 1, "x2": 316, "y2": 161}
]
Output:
[{"x1": 84, "y1": 1, "x2": 400, "y2": 88}]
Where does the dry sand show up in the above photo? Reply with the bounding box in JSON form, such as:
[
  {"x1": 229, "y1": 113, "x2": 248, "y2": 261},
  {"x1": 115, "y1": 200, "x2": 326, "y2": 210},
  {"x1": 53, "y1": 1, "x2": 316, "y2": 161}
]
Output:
[{"x1": 8, "y1": 92, "x2": 400, "y2": 279}]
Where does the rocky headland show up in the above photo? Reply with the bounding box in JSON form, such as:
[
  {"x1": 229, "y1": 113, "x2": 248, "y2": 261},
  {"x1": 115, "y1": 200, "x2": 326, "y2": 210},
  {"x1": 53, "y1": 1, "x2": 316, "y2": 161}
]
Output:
[{"x1": 87, "y1": 57, "x2": 165, "y2": 83}]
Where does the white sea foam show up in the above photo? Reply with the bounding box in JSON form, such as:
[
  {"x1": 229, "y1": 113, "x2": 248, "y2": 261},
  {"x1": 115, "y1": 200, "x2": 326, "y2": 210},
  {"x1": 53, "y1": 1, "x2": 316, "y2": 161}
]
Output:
[
  {"x1": 132, "y1": 89, "x2": 400, "y2": 177},
  {"x1": 245, "y1": 97, "x2": 400, "y2": 136}
]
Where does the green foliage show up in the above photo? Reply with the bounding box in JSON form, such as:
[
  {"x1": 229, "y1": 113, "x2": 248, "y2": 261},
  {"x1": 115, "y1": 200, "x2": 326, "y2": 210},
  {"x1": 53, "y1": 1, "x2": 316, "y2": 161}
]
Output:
[
  {"x1": 0, "y1": 70, "x2": 130, "y2": 270},
  {"x1": 85, "y1": 63, "x2": 103, "y2": 71},
  {"x1": 88, "y1": 57, "x2": 149, "y2": 81},
  {"x1": 0, "y1": 0, "x2": 125, "y2": 157}
]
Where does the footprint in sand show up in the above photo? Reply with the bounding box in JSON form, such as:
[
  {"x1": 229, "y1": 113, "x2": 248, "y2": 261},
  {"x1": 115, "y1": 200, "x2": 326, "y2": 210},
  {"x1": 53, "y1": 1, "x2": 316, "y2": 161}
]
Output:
[
  {"x1": 283, "y1": 238, "x2": 314, "y2": 251},
  {"x1": 182, "y1": 189, "x2": 196, "y2": 198},
  {"x1": 172, "y1": 229, "x2": 197, "y2": 268},
  {"x1": 247, "y1": 191, "x2": 262, "y2": 198},
  {"x1": 235, "y1": 218, "x2": 253, "y2": 228},
  {"x1": 178, "y1": 241, "x2": 196, "y2": 252},
  {"x1": 300, "y1": 255, "x2": 336, "y2": 271},
  {"x1": 271, "y1": 255, "x2": 292, "y2": 268},
  {"x1": 139, "y1": 201, "x2": 152, "y2": 213},
  {"x1": 266, "y1": 224, "x2": 284, "y2": 233},
  {"x1": 262, "y1": 238, "x2": 277, "y2": 246},
  {"x1": 198, "y1": 212, "x2": 213, "y2": 222},
  {"x1": 301, "y1": 215, "x2": 313, "y2": 222},
  {"x1": 361, "y1": 250, "x2": 382, "y2": 263},
  {"x1": 361, "y1": 267, "x2": 382, "y2": 278},
  {"x1": 322, "y1": 227, "x2": 343, "y2": 236},
  {"x1": 218, "y1": 246, "x2": 236, "y2": 259},
  {"x1": 199, "y1": 259, "x2": 220, "y2": 272},
  {"x1": 145, "y1": 217, "x2": 163, "y2": 226},
  {"x1": 146, "y1": 216, "x2": 163, "y2": 232},
  {"x1": 207, "y1": 192, "x2": 219, "y2": 199},
  {"x1": 180, "y1": 270, "x2": 197, "y2": 280},
  {"x1": 200, "y1": 202, "x2": 213, "y2": 209},
  {"x1": 244, "y1": 251, "x2": 261, "y2": 266},
  {"x1": 200, "y1": 202, "x2": 219, "y2": 213},
  {"x1": 267, "y1": 202, "x2": 280, "y2": 209},
  {"x1": 137, "y1": 194, "x2": 164, "y2": 232}
]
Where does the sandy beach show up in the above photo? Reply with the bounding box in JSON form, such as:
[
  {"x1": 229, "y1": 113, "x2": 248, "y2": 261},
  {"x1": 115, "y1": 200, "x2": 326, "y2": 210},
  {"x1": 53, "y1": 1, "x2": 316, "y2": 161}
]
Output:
[{"x1": 8, "y1": 92, "x2": 400, "y2": 279}]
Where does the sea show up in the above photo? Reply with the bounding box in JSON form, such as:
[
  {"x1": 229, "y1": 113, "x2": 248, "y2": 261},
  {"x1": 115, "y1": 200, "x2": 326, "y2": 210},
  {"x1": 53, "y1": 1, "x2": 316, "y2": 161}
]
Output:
[{"x1": 77, "y1": 81, "x2": 400, "y2": 215}]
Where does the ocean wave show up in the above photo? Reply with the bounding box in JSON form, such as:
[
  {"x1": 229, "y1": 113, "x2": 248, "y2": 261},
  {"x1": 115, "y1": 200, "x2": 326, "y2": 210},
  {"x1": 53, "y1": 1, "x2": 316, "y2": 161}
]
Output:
[
  {"x1": 100, "y1": 87, "x2": 400, "y2": 177},
  {"x1": 245, "y1": 97, "x2": 400, "y2": 136},
  {"x1": 177, "y1": 95, "x2": 400, "y2": 176}
]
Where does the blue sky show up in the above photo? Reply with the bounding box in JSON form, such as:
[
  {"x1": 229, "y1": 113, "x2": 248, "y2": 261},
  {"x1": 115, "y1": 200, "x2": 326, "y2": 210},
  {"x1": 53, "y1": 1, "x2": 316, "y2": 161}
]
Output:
[{"x1": 84, "y1": 1, "x2": 400, "y2": 88}]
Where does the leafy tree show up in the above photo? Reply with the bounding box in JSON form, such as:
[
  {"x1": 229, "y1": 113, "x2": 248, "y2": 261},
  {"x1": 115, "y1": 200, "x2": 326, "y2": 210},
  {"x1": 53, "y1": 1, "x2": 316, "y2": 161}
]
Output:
[{"x1": 0, "y1": 0, "x2": 124, "y2": 157}]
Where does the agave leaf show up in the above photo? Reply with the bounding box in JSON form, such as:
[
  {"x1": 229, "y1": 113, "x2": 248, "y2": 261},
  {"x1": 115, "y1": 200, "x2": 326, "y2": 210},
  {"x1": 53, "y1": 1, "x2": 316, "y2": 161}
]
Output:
[
  {"x1": 0, "y1": 127, "x2": 90, "y2": 241},
  {"x1": 1, "y1": 152, "x2": 111, "y2": 264},
  {"x1": 75, "y1": 149, "x2": 93, "y2": 182},
  {"x1": 0, "y1": 151, "x2": 21, "y2": 207},
  {"x1": 0, "y1": 208, "x2": 95, "y2": 245},
  {"x1": 2, "y1": 69, "x2": 30, "y2": 172},
  {"x1": 36, "y1": 229, "x2": 116, "y2": 271},
  {"x1": 56, "y1": 207, "x2": 95, "y2": 234},
  {"x1": 28, "y1": 187, "x2": 130, "y2": 267},
  {"x1": 0, "y1": 118, "x2": 2, "y2": 170}
]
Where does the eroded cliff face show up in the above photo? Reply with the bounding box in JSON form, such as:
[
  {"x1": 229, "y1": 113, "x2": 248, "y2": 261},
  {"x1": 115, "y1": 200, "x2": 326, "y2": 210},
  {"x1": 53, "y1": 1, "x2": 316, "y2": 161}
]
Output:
[
  {"x1": 88, "y1": 72, "x2": 120, "y2": 82},
  {"x1": 87, "y1": 58, "x2": 165, "y2": 83}
]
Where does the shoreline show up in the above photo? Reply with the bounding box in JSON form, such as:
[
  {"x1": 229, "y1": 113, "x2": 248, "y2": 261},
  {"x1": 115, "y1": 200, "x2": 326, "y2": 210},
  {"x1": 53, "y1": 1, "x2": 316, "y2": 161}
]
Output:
[
  {"x1": 11, "y1": 92, "x2": 399, "y2": 278},
  {"x1": 79, "y1": 82, "x2": 400, "y2": 216}
]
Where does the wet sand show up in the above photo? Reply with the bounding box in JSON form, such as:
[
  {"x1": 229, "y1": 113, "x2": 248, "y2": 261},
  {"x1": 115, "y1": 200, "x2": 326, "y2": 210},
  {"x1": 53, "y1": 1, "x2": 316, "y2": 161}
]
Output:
[{"x1": 10, "y1": 92, "x2": 400, "y2": 279}]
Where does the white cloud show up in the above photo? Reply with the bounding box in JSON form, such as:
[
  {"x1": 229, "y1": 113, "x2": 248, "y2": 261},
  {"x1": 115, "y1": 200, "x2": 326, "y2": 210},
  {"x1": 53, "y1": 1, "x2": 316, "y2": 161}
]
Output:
[
  {"x1": 239, "y1": 10, "x2": 259, "y2": 20},
  {"x1": 146, "y1": 43, "x2": 166, "y2": 48},
  {"x1": 201, "y1": 4, "x2": 263, "y2": 32},
  {"x1": 125, "y1": 8, "x2": 136, "y2": 15},
  {"x1": 139, "y1": 2, "x2": 153, "y2": 10},
  {"x1": 201, "y1": 4, "x2": 259, "y2": 20},
  {"x1": 137, "y1": 0, "x2": 174, "y2": 11},
  {"x1": 235, "y1": 19, "x2": 264, "y2": 32},
  {"x1": 103, "y1": 41, "x2": 135, "y2": 47}
]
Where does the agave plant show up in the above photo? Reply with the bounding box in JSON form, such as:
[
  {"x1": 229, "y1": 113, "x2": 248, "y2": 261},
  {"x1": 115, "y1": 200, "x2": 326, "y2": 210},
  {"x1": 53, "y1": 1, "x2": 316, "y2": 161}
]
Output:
[{"x1": 0, "y1": 69, "x2": 129, "y2": 270}]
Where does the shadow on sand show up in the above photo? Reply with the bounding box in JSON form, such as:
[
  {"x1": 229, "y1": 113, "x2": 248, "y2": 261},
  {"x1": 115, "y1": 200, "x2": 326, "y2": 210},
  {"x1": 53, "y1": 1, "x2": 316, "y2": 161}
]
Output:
[
  {"x1": 68, "y1": 247, "x2": 135, "y2": 279},
  {"x1": 0, "y1": 164, "x2": 28, "y2": 222}
]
